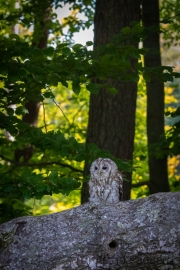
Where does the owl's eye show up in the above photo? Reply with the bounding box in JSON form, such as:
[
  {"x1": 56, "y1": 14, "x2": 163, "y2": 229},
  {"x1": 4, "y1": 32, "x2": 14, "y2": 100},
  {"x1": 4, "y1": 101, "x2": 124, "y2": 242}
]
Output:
[
  {"x1": 95, "y1": 166, "x2": 98, "y2": 170},
  {"x1": 102, "y1": 166, "x2": 107, "y2": 170}
]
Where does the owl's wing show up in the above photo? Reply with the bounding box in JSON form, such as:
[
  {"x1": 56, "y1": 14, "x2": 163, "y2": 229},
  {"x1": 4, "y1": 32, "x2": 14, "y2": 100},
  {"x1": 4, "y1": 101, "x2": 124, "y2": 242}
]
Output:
[{"x1": 117, "y1": 172, "x2": 123, "y2": 201}]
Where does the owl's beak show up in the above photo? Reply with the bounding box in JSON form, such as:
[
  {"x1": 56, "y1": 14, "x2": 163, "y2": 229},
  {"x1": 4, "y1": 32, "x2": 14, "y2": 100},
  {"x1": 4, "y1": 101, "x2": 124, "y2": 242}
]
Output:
[{"x1": 98, "y1": 170, "x2": 102, "y2": 175}]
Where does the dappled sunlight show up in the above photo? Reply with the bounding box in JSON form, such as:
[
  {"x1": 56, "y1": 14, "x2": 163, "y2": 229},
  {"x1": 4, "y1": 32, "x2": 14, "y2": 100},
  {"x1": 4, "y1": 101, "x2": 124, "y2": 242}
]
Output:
[
  {"x1": 26, "y1": 190, "x2": 81, "y2": 216},
  {"x1": 165, "y1": 86, "x2": 178, "y2": 104},
  {"x1": 38, "y1": 82, "x2": 89, "y2": 141},
  {"x1": 168, "y1": 156, "x2": 180, "y2": 179}
]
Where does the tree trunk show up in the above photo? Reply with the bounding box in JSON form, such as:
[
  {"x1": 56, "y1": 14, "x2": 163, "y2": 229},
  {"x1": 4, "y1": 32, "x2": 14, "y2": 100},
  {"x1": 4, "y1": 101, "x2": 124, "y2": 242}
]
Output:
[
  {"x1": 142, "y1": 0, "x2": 169, "y2": 193},
  {"x1": 82, "y1": 0, "x2": 141, "y2": 203},
  {"x1": 0, "y1": 192, "x2": 180, "y2": 270},
  {"x1": 14, "y1": 1, "x2": 51, "y2": 163}
]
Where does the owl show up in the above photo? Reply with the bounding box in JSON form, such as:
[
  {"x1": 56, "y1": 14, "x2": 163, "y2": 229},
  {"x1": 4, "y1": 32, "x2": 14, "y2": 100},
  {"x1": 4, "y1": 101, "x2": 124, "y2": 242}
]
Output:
[{"x1": 89, "y1": 158, "x2": 123, "y2": 203}]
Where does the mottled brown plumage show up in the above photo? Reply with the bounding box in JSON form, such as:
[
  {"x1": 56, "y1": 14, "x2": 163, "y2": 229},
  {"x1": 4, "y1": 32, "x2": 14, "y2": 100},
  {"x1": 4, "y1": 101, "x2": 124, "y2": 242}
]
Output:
[{"x1": 89, "y1": 158, "x2": 123, "y2": 203}]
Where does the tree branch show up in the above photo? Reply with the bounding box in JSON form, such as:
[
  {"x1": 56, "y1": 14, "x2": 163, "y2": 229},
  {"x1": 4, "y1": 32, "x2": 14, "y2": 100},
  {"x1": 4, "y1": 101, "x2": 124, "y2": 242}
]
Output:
[
  {"x1": 0, "y1": 154, "x2": 83, "y2": 173},
  {"x1": 0, "y1": 193, "x2": 180, "y2": 269},
  {"x1": 132, "y1": 180, "x2": 150, "y2": 188}
]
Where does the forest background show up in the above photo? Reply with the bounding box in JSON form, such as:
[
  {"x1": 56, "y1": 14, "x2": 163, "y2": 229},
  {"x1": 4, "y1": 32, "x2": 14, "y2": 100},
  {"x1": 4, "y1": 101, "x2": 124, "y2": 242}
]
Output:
[{"x1": 0, "y1": 0, "x2": 180, "y2": 223}]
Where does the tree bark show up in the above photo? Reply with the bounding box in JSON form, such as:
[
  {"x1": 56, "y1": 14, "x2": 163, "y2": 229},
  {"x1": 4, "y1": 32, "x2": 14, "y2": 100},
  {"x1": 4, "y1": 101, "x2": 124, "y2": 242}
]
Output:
[
  {"x1": 0, "y1": 192, "x2": 180, "y2": 270},
  {"x1": 82, "y1": 0, "x2": 141, "y2": 203},
  {"x1": 142, "y1": 0, "x2": 169, "y2": 194}
]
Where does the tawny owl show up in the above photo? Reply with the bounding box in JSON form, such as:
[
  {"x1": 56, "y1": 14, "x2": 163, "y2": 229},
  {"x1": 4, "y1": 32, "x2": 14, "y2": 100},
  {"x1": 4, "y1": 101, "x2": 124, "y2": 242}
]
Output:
[{"x1": 89, "y1": 158, "x2": 123, "y2": 203}]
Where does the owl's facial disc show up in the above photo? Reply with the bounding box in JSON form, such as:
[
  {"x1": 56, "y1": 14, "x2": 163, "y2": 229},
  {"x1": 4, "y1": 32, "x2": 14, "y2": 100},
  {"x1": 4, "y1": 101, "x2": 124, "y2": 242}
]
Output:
[
  {"x1": 90, "y1": 158, "x2": 117, "y2": 179},
  {"x1": 97, "y1": 162, "x2": 109, "y2": 177},
  {"x1": 94, "y1": 164, "x2": 108, "y2": 176},
  {"x1": 99, "y1": 165, "x2": 108, "y2": 174}
]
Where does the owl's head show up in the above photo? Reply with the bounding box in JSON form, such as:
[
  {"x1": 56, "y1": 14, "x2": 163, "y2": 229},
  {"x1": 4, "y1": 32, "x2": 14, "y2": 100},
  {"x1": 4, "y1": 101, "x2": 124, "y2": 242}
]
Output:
[{"x1": 90, "y1": 158, "x2": 118, "y2": 179}]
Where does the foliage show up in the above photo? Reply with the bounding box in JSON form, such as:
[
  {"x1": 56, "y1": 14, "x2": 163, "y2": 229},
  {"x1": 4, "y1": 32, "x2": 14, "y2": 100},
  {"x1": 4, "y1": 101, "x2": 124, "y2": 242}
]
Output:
[
  {"x1": 0, "y1": 198, "x2": 32, "y2": 224},
  {"x1": 0, "y1": 0, "x2": 180, "y2": 222},
  {"x1": 132, "y1": 77, "x2": 149, "y2": 199},
  {"x1": 25, "y1": 191, "x2": 81, "y2": 216},
  {"x1": 160, "y1": 0, "x2": 180, "y2": 47},
  {"x1": 158, "y1": 106, "x2": 180, "y2": 157},
  {"x1": 0, "y1": 0, "x2": 95, "y2": 43},
  {"x1": 0, "y1": 17, "x2": 144, "y2": 222},
  {"x1": 132, "y1": 78, "x2": 180, "y2": 198}
]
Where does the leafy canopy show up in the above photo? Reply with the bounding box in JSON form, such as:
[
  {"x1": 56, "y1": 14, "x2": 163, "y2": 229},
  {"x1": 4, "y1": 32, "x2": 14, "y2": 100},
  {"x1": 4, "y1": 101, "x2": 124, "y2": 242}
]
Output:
[{"x1": 0, "y1": 0, "x2": 180, "y2": 222}]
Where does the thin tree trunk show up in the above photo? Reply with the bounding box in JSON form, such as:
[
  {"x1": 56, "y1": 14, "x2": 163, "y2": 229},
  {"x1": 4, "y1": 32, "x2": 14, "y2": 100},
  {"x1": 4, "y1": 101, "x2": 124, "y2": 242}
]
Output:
[
  {"x1": 142, "y1": 0, "x2": 169, "y2": 193},
  {"x1": 82, "y1": 0, "x2": 140, "y2": 203},
  {"x1": 0, "y1": 193, "x2": 179, "y2": 270},
  {"x1": 14, "y1": 1, "x2": 51, "y2": 163}
]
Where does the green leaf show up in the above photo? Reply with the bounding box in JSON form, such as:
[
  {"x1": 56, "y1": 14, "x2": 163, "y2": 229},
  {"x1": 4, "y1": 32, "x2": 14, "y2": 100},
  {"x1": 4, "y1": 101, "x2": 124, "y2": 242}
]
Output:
[
  {"x1": 9, "y1": 34, "x2": 20, "y2": 41},
  {"x1": 107, "y1": 87, "x2": 118, "y2": 94},
  {"x1": 76, "y1": 62, "x2": 85, "y2": 70},
  {"x1": 31, "y1": 47, "x2": 43, "y2": 58},
  {"x1": 36, "y1": 186, "x2": 46, "y2": 192},
  {"x1": 72, "y1": 44, "x2": 83, "y2": 51},
  {"x1": 132, "y1": 24, "x2": 143, "y2": 35},
  {"x1": 61, "y1": 80, "x2": 68, "y2": 88},
  {"x1": 56, "y1": 43, "x2": 69, "y2": 51},
  {"x1": 72, "y1": 79, "x2": 81, "y2": 95},
  {"x1": 43, "y1": 46, "x2": 54, "y2": 56},
  {"x1": 121, "y1": 27, "x2": 131, "y2": 35},
  {"x1": 118, "y1": 161, "x2": 132, "y2": 172},
  {"x1": 88, "y1": 143, "x2": 100, "y2": 153},
  {"x1": 139, "y1": 155, "x2": 147, "y2": 161},
  {"x1": 135, "y1": 62, "x2": 143, "y2": 70},
  {"x1": 143, "y1": 73, "x2": 151, "y2": 82},
  {"x1": 86, "y1": 83, "x2": 99, "y2": 94},
  {"x1": 83, "y1": 0, "x2": 92, "y2": 5},
  {"x1": 131, "y1": 73, "x2": 139, "y2": 83},
  {"x1": 160, "y1": 19, "x2": 172, "y2": 24},
  {"x1": 19, "y1": 68, "x2": 29, "y2": 77},
  {"x1": 43, "y1": 91, "x2": 55, "y2": 98},
  {"x1": 62, "y1": 47, "x2": 71, "y2": 56},
  {"x1": 16, "y1": 106, "x2": 28, "y2": 115},
  {"x1": 86, "y1": 41, "x2": 93, "y2": 46},
  {"x1": 173, "y1": 72, "x2": 180, "y2": 78},
  {"x1": 6, "y1": 108, "x2": 14, "y2": 116},
  {"x1": 49, "y1": 171, "x2": 59, "y2": 182},
  {"x1": 138, "y1": 48, "x2": 147, "y2": 55},
  {"x1": 35, "y1": 192, "x2": 44, "y2": 200},
  {"x1": 162, "y1": 73, "x2": 173, "y2": 82},
  {"x1": 50, "y1": 73, "x2": 61, "y2": 86}
]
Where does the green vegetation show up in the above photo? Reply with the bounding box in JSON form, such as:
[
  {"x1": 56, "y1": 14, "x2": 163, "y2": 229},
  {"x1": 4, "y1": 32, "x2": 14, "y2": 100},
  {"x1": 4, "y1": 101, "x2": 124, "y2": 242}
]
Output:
[{"x1": 0, "y1": 0, "x2": 180, "y2": 222}]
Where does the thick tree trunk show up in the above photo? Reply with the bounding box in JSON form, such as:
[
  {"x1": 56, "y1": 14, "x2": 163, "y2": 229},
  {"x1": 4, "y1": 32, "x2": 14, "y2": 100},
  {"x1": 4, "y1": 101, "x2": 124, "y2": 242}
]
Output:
[
  {"x1": 142, "y1": 0, "x2": 169, "y2": 194},
  {"x1": 0, "y1": 192, "x2": 180, "y2": 270},
  {"x1": 82, "y1": 0, "x2": 141, "y2": 203}
]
